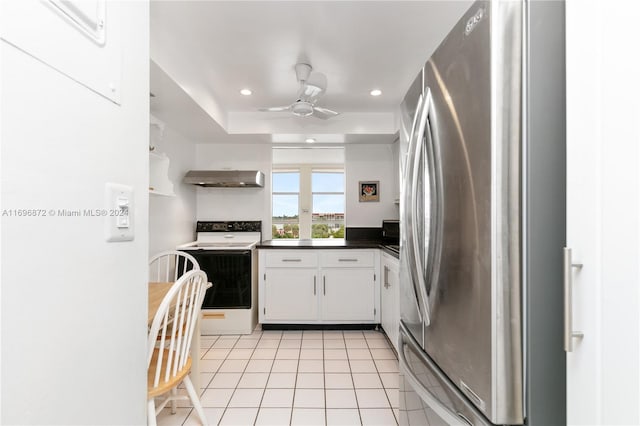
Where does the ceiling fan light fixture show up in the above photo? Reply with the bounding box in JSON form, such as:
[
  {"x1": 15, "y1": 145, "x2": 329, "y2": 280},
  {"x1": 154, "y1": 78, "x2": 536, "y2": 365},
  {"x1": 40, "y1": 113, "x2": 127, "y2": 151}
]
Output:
[
  {"x1": 240, "y1": 88, "x2": 252, "y2": 96},
  {"x1": 291, "y1": 101, "x2": 314, "y2": 117},
  {"x1": 370, "y1": 89, "x2": 382, "y2": 96}
]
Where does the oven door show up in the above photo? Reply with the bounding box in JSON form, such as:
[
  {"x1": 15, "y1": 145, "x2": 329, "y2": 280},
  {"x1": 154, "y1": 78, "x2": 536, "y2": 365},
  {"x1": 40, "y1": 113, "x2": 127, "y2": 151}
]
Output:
[{"x1": 181, "y1": 249, "x2": 252, "y2": 309}]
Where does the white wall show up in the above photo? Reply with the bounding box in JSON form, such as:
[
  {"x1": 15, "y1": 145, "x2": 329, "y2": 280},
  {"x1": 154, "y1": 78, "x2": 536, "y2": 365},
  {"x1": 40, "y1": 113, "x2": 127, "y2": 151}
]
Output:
[
  {"x1": 149, "y1": 125, "x2": 198, "y2": 254},
  {"x1": 0, "y1": 3, "x2": 148, "y2": 425},
  {"x1": 272, "y1": 147, "x2": 344, "y2": 165},
  {"x1": 345, "y1": 144, "x2": 400, "y2": 227},
  {"x1": 196, "y1": 143, "x2": 272, "y2": 237},
  {"x1": 194, "y1": 143, "x2": 399, "y2": 237}
]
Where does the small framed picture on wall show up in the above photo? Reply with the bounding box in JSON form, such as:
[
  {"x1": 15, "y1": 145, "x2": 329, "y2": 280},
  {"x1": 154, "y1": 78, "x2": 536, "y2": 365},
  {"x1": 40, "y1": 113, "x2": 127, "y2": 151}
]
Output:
[{"x1": 359, "y1": 181, "x2": 380, "y2": 202}]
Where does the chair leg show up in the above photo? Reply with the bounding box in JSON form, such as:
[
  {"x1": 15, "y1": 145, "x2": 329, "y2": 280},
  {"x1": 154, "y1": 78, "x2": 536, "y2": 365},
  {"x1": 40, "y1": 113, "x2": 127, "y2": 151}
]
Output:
[
  {"x1": 183, "y1": 375, "x2": 208, "y2": 425},
  {"x1": 147, "y1": 398, "x2": 157, "y2": 426},
  {"x1": 170, "y1": 388, "x2": 177, "y2": 414}
]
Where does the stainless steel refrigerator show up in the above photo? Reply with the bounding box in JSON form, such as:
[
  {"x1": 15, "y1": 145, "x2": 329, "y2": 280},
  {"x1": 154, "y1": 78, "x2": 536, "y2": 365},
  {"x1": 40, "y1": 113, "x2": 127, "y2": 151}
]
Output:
[{"x1": 398, "y1": 1, "x2": 566, "y2": 425}]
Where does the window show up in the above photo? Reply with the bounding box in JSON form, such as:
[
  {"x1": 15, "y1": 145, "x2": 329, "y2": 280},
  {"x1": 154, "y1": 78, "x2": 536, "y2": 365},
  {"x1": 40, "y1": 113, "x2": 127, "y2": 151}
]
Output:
[
  {"x1": 272, "y1": 171, "x2": 300, "y2": 239},
  {"x1": 312, "y1": 171, "x2": 345, "y2": 238},
  {"x1": 272, "y1": 167, "x2": 345, "y2": 239}
]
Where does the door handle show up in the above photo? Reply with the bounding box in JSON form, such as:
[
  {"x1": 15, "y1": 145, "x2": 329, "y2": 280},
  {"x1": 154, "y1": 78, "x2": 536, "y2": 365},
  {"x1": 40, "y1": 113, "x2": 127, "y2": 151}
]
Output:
[
  {"x1": 323, "y1": 276, "x2": 326, "y2": 295},
  {"x1": 401, "y1": 93, "x2": 425, "y2": 325},
  {"x1": 314, "y1": 276, "x2": 316, "y2": 295},
  {"x1": 563, "y1": 247, "x2": 584, "y2": 352},
  {"x1": 383, "y1": 265, "x2": 389, "y2": 288},
  {"x1": 409, "y1": 87, "x2": 433, "y2": 327}
]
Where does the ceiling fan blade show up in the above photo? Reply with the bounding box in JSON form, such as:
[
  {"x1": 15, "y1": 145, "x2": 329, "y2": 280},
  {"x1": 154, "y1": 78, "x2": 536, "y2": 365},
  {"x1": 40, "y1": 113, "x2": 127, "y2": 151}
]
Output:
[
  {"x1": 258, "y1": 105, "x2": 291, "y2": 112},
  {"x1": 312, "y1": 106, "x2": 340, "y2": 120}
]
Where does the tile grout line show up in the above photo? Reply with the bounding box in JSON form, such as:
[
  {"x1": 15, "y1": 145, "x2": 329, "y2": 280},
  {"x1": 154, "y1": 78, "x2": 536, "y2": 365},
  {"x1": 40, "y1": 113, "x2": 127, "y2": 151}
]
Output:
[
  {"x1": 180, "y1": 334, "x2": 226, "y2": 426},
  {"x1": 208, "y1": 333, "x2": 259, "y2": 425},
  {"x1": 365, "y1": 330, "x2": 399, "y2": 426},
  {"x1": 188, "y1": 329, "x2": 398, "y2": 426},
  {"x1": 214, "y1": 334, "x2": 241, "y2": 426},
  {"x1": 254, "y1": 330, "x2": 281, "y2": 426},
  {"x1": 177, "y1": 335, "x2": 221, "y2": 426}
]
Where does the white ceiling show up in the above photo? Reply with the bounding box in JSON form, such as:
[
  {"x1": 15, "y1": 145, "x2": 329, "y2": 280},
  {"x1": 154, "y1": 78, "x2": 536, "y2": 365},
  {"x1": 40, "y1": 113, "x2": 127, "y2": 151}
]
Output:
[{"x1": 150, "y1": 0, "x2": 472, "y2": 144}]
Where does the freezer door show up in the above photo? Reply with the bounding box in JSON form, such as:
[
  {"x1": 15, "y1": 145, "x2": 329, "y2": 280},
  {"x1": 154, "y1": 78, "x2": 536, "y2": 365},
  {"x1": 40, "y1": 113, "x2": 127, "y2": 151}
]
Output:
[
  {"x1": 419, "y1": 1, "x2": 524, "y2": 424},
  {"x1": 399, "y1": 322, "x2": 490, "y2": 426}
]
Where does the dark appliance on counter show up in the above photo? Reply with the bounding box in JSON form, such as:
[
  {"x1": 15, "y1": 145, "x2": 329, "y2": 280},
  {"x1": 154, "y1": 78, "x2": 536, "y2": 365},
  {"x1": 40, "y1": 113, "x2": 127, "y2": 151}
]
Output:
[
  {"x1": 382, "y1": 219, "x2": 400, "y2": 254},
  {"x1": 177, "y1": 221, "x2": 261, "y2": 335}
]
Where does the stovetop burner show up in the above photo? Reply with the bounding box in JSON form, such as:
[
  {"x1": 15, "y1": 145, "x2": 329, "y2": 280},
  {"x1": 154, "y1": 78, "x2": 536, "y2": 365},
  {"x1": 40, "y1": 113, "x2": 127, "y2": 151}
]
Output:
[{"x1": 177, "y1": 221, "x2": 262, "y2": 251}]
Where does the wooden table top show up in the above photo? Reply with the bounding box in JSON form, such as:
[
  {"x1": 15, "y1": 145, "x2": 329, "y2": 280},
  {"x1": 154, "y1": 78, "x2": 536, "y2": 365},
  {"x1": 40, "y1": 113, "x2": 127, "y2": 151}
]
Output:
[{"x1": 148, "y1": 282, "x2": 174, "y2": 325}]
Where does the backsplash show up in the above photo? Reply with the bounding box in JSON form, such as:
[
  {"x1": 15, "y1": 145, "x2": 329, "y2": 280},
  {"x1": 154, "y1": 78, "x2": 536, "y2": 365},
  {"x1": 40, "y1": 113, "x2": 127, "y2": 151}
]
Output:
[{"x1": 345, "y1": 227, "x2": 382, "y2": 242}]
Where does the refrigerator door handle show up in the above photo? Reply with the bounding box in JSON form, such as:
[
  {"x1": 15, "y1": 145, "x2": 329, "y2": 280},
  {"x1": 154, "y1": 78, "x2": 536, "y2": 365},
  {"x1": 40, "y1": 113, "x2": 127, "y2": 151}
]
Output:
[
  {"x1": 410, "y1": 88, "x2": 433, "y2": 325},
  {"x1": 399, "y1": 323, "x2": 470, "y2": 425},
  {"x1": 423, "y1": 86, "x2": 445, "y2": 319},
  {"x1": 563, "y1": 247, "x2": 584, "y2": 352},
  {"x1": 403, "y1": 93, "x2": 426, "y2": 325}
]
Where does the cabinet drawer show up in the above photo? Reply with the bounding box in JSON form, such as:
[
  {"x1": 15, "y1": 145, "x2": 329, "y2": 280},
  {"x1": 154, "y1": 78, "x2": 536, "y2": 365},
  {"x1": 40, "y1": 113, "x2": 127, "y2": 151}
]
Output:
[
  {"x1": 320, "y1": 250, "x2": 375, "y2": 268},
  {"x1": 265, "y1": 250, "x2": 318, "y2": 267}
]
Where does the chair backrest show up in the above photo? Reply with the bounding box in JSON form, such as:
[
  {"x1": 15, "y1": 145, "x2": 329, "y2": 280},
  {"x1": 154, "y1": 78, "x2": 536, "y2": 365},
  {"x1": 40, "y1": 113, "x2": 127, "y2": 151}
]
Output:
[
  {"x1": 149, "y1": 250, "x2": 199, "y2": 282},
  {"x1": 147, "y1": 269, "x2": 208, "y2": 389}
]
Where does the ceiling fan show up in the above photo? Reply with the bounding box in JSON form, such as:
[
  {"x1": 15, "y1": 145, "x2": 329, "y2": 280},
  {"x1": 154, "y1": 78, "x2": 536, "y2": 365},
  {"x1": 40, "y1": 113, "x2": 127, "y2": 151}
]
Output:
[{"x1": 259, "y1": 63, "x2": 340, "y2": 120}]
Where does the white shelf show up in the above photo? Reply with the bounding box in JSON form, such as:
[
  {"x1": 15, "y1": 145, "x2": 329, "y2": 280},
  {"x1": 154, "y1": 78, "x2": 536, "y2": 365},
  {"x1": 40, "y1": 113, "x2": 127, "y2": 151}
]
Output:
[{"x1": 149, "y1": 151, "x2": 175, "y2": 196}]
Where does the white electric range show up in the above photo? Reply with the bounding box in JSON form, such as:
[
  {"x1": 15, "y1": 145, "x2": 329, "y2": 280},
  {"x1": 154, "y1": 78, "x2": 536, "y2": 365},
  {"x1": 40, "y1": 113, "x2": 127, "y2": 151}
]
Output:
[{"x1": 177, "y1": 221, "x2": 261, "y2": 335}]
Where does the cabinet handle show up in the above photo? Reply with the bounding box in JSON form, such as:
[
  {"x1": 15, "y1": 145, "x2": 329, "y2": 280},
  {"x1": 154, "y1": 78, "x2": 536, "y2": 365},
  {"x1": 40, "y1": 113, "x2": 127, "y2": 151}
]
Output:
[
  {"x1": 314, "y1": 276, "x2": 316, "y2": 295},
  {"x1": 323, "y1": 276, "x2": 326, "y2": 295},
  {"x1": 338, "y1": 258, "x2": 358, "y2": 262},
  {"x1": 384, "y1": 265, "x2": 389, "y2": 288},
  {"x1": 564, "y1": 247, "x2": 584, "y2": 352},
  {"x1": 282, "y1": 258, "x2": 302, "y2": 262}
]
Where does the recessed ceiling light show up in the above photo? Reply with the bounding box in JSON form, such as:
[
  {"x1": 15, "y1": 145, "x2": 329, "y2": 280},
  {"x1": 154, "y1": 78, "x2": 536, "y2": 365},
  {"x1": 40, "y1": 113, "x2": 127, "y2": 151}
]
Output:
[
  {"x1": 240, "y1": 88, "x2": 252, "y2": 96},
  {"x1": 370, "y1": 89, "x2": 382, "y2": 97},
  {"x1": 305, "y1": 138, "x2": 316, "y2": 143}
]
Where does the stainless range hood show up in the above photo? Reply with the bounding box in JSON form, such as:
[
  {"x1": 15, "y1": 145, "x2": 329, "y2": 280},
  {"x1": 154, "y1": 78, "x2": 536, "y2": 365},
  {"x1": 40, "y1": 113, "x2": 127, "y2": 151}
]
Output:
[{"x1": 183, "y1": 170, "x2": 265, "y2": 188}]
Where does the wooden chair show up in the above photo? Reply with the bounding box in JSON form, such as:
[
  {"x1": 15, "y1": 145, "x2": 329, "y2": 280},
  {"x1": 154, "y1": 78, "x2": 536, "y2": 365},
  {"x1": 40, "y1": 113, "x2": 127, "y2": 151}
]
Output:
[
  {"x1": 147, "y1": 269, "x2": 209, "y2": 426},
  {"x1": 149, "y1": 250, "x2": 199, "y2": 282}
]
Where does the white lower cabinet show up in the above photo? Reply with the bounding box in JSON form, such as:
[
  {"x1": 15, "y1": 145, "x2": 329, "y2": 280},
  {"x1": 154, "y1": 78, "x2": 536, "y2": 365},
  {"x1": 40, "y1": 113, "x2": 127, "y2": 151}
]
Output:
[
  {"x1": 321, "y1": 269, "x2": 376, "y2": 321},
  {"x1": 259, "y1": 249, "x2": 379, "y2": 324},
  {"x1": 263, "y1": 268, "x2": 318, "y2": 321},
  {"x1": 381, "y1": 252, "x2": 400, "y2": 352}
]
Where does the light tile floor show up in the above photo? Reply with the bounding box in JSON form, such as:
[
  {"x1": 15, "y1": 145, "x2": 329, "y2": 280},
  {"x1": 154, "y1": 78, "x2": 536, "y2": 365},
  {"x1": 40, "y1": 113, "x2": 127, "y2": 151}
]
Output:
[{"x1": 157, "y1": 327, "x2": 399, "y2": 426}]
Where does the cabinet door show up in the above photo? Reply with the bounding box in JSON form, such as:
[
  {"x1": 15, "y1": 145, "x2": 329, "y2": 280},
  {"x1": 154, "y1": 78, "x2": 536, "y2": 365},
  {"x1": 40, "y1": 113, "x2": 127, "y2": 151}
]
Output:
[
  {"x1": 264, "y1": 269, "x2": 318, "y2": 321},
  {"x1": 381, "y1": 257, "x2": 400, "y2": 351},
  {"x1": 381, "y1": 262, "x2": 393, "y2": 343},
  {"x1": 321, "y1": 269, "x2": 375, "y2": 321}
]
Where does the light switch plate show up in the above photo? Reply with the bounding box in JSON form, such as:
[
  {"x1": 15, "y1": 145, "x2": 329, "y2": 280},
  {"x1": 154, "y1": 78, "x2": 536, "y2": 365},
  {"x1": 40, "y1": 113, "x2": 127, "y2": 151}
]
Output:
[{"x1": 105, "y1": 183, "x2": 134, "y2": 242}]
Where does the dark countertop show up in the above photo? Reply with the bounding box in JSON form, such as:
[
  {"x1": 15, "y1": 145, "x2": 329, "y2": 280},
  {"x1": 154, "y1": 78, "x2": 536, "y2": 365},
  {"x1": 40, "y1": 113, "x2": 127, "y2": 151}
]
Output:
[{"x1": 258, "y1": 239, "x2": 399, "y2": 259}]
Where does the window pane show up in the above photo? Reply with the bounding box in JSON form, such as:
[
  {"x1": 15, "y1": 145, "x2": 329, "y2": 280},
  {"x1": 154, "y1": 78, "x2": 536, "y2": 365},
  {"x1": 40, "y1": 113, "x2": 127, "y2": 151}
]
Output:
[
  {"x1": 272, "y1": 194, "x2": 299, "y2": 239},
  {"x1": 312, "y1": 194, "x2": 344, "y2": 239},
  {"x1": 312, "y1": 172, "x2": 344, "y2": 192},
  {"x1": 273, "y1": 172, "x2": 300, "y2": 192},
  {"x1": 313, "y1": 194, "x2": 344, "y2": 214}
]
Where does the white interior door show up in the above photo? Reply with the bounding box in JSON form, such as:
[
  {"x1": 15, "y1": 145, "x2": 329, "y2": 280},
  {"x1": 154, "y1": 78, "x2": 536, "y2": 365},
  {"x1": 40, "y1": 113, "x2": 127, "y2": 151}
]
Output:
[{"x1": 566, "y1": 1, "x2": 640, "y2": 424}]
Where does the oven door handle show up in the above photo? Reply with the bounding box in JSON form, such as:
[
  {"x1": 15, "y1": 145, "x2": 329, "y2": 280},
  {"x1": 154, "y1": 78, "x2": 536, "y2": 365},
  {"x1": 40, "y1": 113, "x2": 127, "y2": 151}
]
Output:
[{"x1": 181, "y1": 250, "x2": 251, "y2": 256}]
